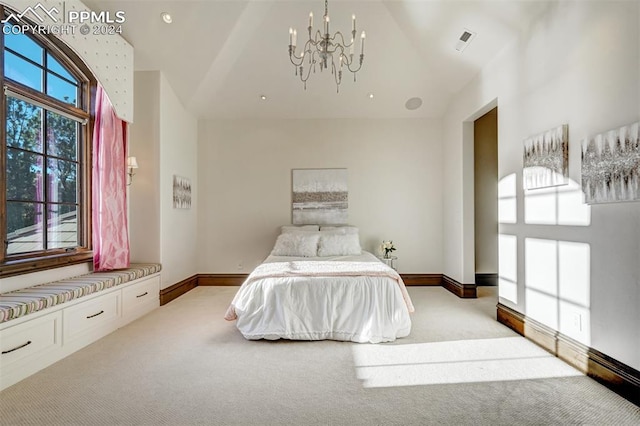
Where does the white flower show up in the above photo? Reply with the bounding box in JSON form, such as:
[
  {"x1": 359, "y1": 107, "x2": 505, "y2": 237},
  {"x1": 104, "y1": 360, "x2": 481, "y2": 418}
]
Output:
[{"x1": 380, "y1": 240, "x2": 396, "y2": 257}]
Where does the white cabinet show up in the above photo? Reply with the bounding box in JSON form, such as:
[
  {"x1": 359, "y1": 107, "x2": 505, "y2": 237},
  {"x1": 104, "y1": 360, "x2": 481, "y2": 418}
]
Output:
[
  {"x1": 122, "y1": 275, "x2": 160, "y2": 321},
  {"x1": 0, "y1": 273, "x2": 160, "y2": 390},
  {"x1": 0, "y1": 312, "x2": 63, "y2": 389},
  {"x1": 63, "y1": 290, "x2": 121, "y2": 352}
]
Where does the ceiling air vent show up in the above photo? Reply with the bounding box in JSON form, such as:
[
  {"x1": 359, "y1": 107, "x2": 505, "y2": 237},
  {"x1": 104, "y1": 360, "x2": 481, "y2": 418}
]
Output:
[{"x1": 455, "y1": 29, "x2": 476, "y2": 52}]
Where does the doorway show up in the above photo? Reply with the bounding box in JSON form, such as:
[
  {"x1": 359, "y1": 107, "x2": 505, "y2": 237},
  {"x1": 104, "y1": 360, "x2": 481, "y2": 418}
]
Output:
[{"x1": 473, "y1": 107, "x2": 498, "y2": 286}]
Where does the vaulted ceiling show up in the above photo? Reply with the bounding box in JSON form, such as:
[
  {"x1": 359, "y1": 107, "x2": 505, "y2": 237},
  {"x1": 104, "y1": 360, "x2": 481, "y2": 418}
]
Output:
[{"x1": 83, "y1": 1, "x2": 551, "y2": 119}]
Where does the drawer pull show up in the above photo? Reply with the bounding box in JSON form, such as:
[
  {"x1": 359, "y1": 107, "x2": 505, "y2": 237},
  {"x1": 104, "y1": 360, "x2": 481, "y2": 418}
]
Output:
[
  {"x1": 2, "y1": 340, "x2": 32, "y2": 355},
  {"x1": 136, "y1": 291, "x2": 148, "y2": 298},
  {"x1": 86, "y1": 310, "x2": 104, "y2": 319}
]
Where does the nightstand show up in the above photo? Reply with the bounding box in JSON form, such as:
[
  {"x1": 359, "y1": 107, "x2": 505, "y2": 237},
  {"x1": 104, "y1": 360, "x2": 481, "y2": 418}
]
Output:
[{"x1": 379, "y1": 256, "x2": 397, "y2": 271}]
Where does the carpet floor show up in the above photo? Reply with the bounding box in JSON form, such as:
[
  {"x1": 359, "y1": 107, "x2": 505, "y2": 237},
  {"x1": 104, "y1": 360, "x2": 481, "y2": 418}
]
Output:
[{"x1": 1, "y1": 286, "x2": 638, "y2": 425}]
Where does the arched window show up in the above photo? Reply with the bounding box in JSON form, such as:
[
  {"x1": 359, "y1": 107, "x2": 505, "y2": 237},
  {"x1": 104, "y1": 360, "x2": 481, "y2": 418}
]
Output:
[{"x1": 1, "y1": 8, "x2": 95, "y2": 276}]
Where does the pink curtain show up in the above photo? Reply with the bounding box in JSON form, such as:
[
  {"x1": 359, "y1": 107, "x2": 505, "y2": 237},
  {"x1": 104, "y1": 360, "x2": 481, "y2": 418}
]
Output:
[{"x1": 92, "y1": 84, "x2": 130, "y2": 271}]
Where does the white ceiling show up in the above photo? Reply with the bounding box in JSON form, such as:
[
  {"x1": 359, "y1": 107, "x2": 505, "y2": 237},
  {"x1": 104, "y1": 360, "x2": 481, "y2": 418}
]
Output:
[{"x1": 83, "y1": 0, "x2": 551, "y2": 120}]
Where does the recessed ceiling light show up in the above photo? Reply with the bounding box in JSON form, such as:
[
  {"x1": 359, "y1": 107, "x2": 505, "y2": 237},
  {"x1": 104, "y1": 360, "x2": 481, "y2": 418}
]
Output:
[
  {"x1": 260, "y1": 95, "x2": 267, "y2": 101},
  {"x1": 161, "y1": 12, "x2": 172, "y2": 24},
  {"x1": 405, "y1": 97, "x2": 423, "y2": 111},
  {"x1": 367, "y1": 93, "x2": 374, "y2": 99}
]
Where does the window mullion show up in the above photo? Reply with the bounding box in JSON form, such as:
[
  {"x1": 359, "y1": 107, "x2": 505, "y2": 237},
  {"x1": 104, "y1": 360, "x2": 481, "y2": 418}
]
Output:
[
  {"x1": 0, "y1": 106, "x2": 5, "y2": 262},
  {"x1": 4, "y1": 87, "x2": 87, "y2": 125},
  {"x1": 42, "y1": 108, "x2": 48, "y2": 251}
]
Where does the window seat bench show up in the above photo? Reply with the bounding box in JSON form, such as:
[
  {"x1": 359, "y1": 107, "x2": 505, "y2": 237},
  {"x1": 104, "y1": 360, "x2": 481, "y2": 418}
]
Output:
[{"x1": 0, "y1": 263, "x2": 162, "y2": 391}]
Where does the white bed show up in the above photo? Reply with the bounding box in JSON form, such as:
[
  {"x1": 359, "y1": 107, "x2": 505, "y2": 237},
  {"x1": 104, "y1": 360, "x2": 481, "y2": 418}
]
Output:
[{"x1": 224, "y1": 251, "x2": 414, "y2": 343}]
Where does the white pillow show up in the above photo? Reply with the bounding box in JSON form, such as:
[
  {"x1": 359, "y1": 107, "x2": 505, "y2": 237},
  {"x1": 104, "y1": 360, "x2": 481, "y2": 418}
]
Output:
[
  {"x1": 318, "y1": 233, "x2": 362, "y2": 256},
  {"x1": 281, "y1": 225, "x2": 320, "y2": 233},
  {"x1": 271, "y1": 232, "x2": 320, "y2": 257},
  {"x1": 320, "y1": 226, "x2": 359, "y2": 235}
]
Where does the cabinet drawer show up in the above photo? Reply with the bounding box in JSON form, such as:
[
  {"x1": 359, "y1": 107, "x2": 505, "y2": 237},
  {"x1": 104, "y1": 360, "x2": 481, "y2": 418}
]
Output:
[
  {"x1": 63, "y1": 291, "x2": 120, "y2": 342},
  {"x1": 0, "y1": 312, "x2": 62, "y2": 369},
  {"x1": 123, "y1": 276, "x2": 160, "y2": 319}
]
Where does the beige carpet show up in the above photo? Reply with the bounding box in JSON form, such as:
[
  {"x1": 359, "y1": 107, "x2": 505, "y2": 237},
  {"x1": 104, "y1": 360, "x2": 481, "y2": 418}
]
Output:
[{"x1": 1, "y1": 286, "x2": 639, "y2": 425}]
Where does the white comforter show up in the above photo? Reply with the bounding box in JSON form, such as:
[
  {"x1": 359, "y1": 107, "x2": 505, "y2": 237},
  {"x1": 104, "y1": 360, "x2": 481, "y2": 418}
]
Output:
[{"x1": 224, "y1": 252, "x2": 414, "y2": 343}]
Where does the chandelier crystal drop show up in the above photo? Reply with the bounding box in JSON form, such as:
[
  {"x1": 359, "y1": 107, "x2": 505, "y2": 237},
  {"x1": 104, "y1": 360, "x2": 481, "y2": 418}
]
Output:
[{"x1": 288, "y1": 0, "x2": 365, "y2": 92}]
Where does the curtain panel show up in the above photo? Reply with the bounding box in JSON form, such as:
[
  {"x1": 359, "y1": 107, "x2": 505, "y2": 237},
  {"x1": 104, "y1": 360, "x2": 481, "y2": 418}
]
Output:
[{"x1": 92, "y1": 84, "x2": 130, "y2": 271}]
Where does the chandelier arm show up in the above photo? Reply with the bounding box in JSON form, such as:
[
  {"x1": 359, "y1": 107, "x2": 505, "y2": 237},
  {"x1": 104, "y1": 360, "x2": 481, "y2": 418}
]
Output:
[
  {"x1": 299, "y1": 50, "x2": 319, "y2": 84},
  {"x1": 329, "y1": 31, "x2": 356, "y2": 48},
  {"x1": 289, "y1": 49, "x2": 304, "y2": 67},
  {"x1": 344, "y1": 54, "x2": 364, "y2": 73}
]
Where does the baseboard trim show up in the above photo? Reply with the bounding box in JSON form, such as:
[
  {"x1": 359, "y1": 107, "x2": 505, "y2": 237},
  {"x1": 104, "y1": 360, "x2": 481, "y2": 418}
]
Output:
[
  {"x1": 400, "y1": 274, "x2": 442, "y2": 286},
  {"x1": 475, "y1": 273, "x2": 497, "y2": 286},
  {"x1": 497, "y1": 303, "x2": 640, "y2": 405},
  {"x1": 198, "y1": 273, "x2": 443, "y2": 286},
  {"x1": 442, "y1": 275, "x2": 477, "y2": 298},
  {"x1": 198, "y1": 274, "x2": 248, "y2": 286},
  {"x1": 159, "y1": 275, "x2": 198, "y2": 306},
  {"x1": 166, "y1": 272, "x2": 476, "y2": 303}
]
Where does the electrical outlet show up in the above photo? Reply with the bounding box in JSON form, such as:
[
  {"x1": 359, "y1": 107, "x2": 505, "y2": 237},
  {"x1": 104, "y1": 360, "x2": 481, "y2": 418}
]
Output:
[
  {"x1": 572, "y1": 313, "x2": 582, "y2": 331},
  {"x1": 237, "y1": 262, "x2": 243, "y2": 271}
]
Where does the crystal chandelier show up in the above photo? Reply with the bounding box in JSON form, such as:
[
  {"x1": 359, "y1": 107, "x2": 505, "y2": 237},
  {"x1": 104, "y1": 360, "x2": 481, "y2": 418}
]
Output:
[{"x1": 288, "y1": 0, "x2": 365, "y2": 92}]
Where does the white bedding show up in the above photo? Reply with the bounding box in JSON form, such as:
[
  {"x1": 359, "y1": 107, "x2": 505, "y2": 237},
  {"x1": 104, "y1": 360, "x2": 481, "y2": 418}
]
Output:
[{"x1": 224, "y1": 252, "x2": 413, "y2": 343}]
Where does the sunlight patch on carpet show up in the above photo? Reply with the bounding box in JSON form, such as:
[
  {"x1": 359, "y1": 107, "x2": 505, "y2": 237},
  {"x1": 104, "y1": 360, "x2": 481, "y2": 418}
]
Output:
[{"x1": 352, "y1": 336, "x2": 582, "y2": 388}]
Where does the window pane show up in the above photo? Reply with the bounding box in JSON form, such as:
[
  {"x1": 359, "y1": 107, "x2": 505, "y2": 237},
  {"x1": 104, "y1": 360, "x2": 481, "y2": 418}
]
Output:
[
  {"x1": 6, "y1": 97, "x2": 43, "y2": 151},
  {"x1": 6, "y1": 148, "x2": 44, "y2": 201},
  {"x1": 47, "y1": 53, "x2": 76, "y2": 82},
  {"x1": 47, "y1": 72, "x2": 78, "y2": 106},
  {"x1": 46, "y1": 111, "x2": 78, "y2": 160},
  {"x1": 47, "y1": 204, "x2": 78, "y2": 249},
  {"x1": 47, "y1": 158, "x2": 77, "y2": 203},
  {"x1": 5, "y1": 50, "x2": 43, "y2": 91},
  {"x1": 6, "y1": 201, "x2": 44, "y2": 254},
  {"x1": 4, "y1": 26, "x2": 43, "y2": 64}
]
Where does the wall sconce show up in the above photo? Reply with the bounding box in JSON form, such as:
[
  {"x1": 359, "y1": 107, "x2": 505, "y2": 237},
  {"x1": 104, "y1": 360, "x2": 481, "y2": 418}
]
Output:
[{"x1": 127, "y1": 156, "x2": 139, "y2": 185}]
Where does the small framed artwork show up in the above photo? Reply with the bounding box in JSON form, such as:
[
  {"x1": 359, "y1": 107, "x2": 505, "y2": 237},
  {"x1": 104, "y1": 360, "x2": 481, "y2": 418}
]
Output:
[
  {"x1": 173, "y1": 175, "x2": 191, "y2": 209},
  {"x1": 523, "y1": 124, "x2": 569, "y2": 190},
  {"x1": 292, "y1": 168, "x2": 348, "y2": 225},
  {"x1": 581, "y1": 121, "x2": 640, "y2": 204}
]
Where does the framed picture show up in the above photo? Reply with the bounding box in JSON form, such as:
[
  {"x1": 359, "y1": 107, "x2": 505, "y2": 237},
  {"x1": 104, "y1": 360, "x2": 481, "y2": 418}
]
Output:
[
  {"x1": 523, "y1": 124, "x2": 569, "y2": 190},
  {"x1": 173, "y1": 175, "x2": 191, "y2": 209},
  {"x1": 581, "y1": 121, "x2": 640, "y2": 204},
  {"x1": 292, "y1": 168, "x2": 348, "y2": 225}
]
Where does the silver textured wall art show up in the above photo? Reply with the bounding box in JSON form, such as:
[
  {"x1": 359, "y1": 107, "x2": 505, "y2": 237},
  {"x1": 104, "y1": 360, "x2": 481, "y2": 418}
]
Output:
[
  {"x1": 173, "y1": 175, "x2": 192, "y2": 209},
  {"x1": 523, "y1": 124, "x2": 569, "y2": 190},
  {"x1": 581, "y1": 121, "x2": 640, "y2": 204},
  {"x1": 292, "y1": 168, "x2": 348, "y2": 225}
]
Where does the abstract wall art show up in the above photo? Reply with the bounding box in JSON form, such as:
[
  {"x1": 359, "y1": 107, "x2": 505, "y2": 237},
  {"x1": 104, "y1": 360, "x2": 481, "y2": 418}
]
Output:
[
  {"x1": 173, "y1": 175, "x2": 192, "y2": 209},
  {"x1": 523, "y1": 124, "x2": 569, "y2": 190},
  {"x1": 581, "y1": 121, "x2": 640, "y2": 204},
  {"x1": 292, "y1": 168, "x2": 348, "y2": 225}
]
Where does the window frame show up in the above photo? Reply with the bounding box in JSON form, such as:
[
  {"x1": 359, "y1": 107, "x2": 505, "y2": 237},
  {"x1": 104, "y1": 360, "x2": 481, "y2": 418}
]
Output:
[{"x1": 0, "y1": 8, "x2": 96, "y2": 277}]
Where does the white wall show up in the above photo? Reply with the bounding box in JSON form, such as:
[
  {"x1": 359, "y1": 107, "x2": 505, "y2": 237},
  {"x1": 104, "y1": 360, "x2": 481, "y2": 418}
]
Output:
[
  {"x1": 129, "y1": 71, "x2": 161, "y2": 265},
  {"x1": 158, "y1": 74, "x2": 198, "y2": 289},
  {"x1": 197, "y1": 118, "x2": 443, "y2": 274},
  {"x1": 443, "y1": 1, "x2": 640, "y2": 369},
  {"x1": 128, "y1": 71, "x2": 198, "y2": 290}
]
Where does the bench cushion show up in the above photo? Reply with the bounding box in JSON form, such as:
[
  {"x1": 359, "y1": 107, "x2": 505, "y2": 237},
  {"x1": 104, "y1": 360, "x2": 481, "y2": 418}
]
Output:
[{"x1": 0, "y1": 264, "x2": 161, "y2": 324}]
